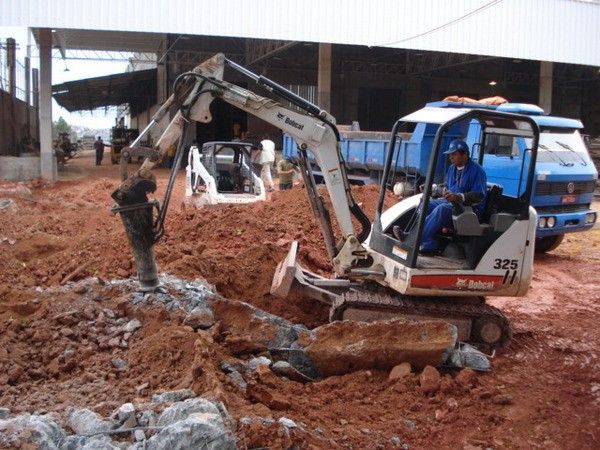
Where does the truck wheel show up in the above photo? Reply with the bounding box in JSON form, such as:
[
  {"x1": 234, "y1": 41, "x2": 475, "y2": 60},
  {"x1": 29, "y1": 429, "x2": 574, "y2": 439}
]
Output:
[{"x1": 535, "y1": 234, "x2": 564, "y2": 253}]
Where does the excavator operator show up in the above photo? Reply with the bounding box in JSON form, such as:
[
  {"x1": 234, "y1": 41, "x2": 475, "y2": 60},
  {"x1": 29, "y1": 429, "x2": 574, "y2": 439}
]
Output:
[{"x1": 396, "y1": 139, "x2": 487, "y2": 255}]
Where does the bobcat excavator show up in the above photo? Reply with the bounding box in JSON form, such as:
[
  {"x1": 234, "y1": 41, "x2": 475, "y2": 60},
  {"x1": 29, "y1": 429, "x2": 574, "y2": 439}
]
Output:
[{"x1": 111, "y1": 53, "x2": 540, "y2": 350}]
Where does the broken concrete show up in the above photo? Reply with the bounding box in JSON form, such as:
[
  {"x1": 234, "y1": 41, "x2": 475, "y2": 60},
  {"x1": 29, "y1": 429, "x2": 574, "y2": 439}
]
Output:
[{"x1": 302, "y1": 319, "x2": 457, "y2": 376}]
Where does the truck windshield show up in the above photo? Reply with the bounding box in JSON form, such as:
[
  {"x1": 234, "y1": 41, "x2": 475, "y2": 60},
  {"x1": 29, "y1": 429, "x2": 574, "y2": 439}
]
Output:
[{"x1": 524, "y1": 129, "x2": 592, "y2": 166}]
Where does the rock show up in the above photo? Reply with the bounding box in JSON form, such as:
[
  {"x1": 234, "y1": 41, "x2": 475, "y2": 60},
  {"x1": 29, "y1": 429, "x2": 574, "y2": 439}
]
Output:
[
  {"x1": 445, "y1": 343, "x2": 490, "y2": 371},
  {"x1": 73, "y1": 284, "x2": 88, "y2": 294},
  {"x1": 455, "y1": 368, "x2": 478, "y2": 389},
  {"x1": 111, "y1": 358, "x2": 128, "y2": 370},
  {"x1": 0, "y1": 414, "x2": 65, "y2": 448},
  {"x1": 246, "y1": 383, "x2": 291, "y2": 410},
  {"x1": 107, "y1": 337, "x2": 120, "y2": 348},
  {"x1": 183, "y1": 307, "x2": 215, "y2": 330},
  {"x1": 389, "y1": 362, "x2": 412, "y2": 382},
  {"x1": 152, "y1": 389, "x2": 196, "y2": 405},
  {"x1": 60, "y1": 327, "x2": 76, "y2": 338},
  {"x1": 419, "y1": 365, "x2": 441, "y2": 395},
  {"x1": 0, "y1": 407, "x2": 10, "y2": 419},
  {"x1": 135, "y1": 382, "x2": 150, "y2": 393},
  {"x1": 403, "y1": 419, "x2": 416, "y2": 430},
  {"x1": 67, "y1": 408, "x2": 114, "y2": 435},
  {"x1": 123, "y1": 319, "x2": 142, "y2": 333},
  {"x1": 115, "y1": 402, "x2": 135, "y2": 423},
  {"x1": 226, "y1": 370, "x2": 247, "y2": 393},
  {"x1": 246, "y1": 356, "x2": 272, "y2": 371},
  {"x1": 210, "y1": 297, "x2": 308, "y2": 349},
  {"x1": 156, "y1": 398, "x2": 220, "y2": 427},
  {"x1": 303, "y1": 319, "x2": 456, "y2": 377},
  {"x1": 446, "y1": 397, "x2": 459, "y2": 410},
  {"x1": 63, "y1": 435, "x2": 121, "y2": 449},
  {"x1": 145, "y1": 412, "x2": 236, "y2": 450},
  {"x1": 278, "y1": 417, "x2": 297, "y2": 429},
  {"x1": 134, "y1": 429, "x2": 146, "y2": 441},
  {"x1": 137, "y1": 410, "x2": 157, "y2": 428},
  {"x1": 390, "y1": 436, "x2": 403, "y2": 447},
  {"x1": 271, "y1": 360, "x2": 314, "y2": 382},
  {"x1": 492, "y1": 394, "x2": 513, "y2": 405}
]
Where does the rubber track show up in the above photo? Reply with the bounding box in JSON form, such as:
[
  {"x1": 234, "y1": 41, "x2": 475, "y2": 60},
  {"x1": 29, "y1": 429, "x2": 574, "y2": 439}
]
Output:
[{"x1": 330, "y1": 290, "x2": 513, "y2": 349}]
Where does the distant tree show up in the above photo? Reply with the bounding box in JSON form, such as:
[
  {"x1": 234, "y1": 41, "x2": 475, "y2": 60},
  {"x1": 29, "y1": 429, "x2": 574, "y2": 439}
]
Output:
[{"x1": 52, "y1": 116, "x2": 72, "y2": 138}]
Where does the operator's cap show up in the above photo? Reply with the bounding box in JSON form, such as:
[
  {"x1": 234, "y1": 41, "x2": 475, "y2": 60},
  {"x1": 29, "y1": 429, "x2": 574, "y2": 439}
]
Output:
[{"x1": 443, "y1": 139, "x2": 469, "y2": 154}]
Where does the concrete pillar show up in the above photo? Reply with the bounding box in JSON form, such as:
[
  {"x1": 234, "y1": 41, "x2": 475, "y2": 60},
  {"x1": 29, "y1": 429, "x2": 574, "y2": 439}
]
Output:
[
  {"x1": 156, "y1": 34, "x2": 168, "y2": 104},
  {"x1": 317, "y1": 43, "x2": 332, "y2": 112},
  {"x1": 6, "y1": 38, "x2": 16, "y2": 97},
  {"x1": 32, "y1": 68, "x2": 39, "y2": 140},
  {"x1": 25, "y1": 56, "x2": 31, "y2": 139},
  {"x1": 38, "y1": 28, "x2": 56, "y2": 180},
  {"x1": 539, "y1": 61, "x2": 553, "y2": 114}
]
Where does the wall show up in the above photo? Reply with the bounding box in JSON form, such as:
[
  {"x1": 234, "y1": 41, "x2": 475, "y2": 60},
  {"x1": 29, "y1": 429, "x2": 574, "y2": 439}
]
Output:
[
  {"x1": 0, "y1": 90, "x2": 38, "y2": 156},
  {"x1": 0, "y1": 156, "x2": 41, "y2": 181}
]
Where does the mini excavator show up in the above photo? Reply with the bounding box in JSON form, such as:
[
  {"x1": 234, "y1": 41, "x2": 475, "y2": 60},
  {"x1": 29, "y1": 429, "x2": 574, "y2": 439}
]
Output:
[{"x1": 111, "y1": 54, "x2": 540, "y2": 349}]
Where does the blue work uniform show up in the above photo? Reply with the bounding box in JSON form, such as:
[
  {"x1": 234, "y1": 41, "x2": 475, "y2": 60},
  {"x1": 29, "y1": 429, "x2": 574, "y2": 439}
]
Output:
[{"x1": 420, "y1": 159, "x2": 487, "y2": 252}]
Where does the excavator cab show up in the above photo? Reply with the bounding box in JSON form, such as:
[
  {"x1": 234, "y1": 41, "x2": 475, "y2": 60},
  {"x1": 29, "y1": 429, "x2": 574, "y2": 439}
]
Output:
[{"x1": 370, "y1": 108, "x2": 539, "y2": 274}]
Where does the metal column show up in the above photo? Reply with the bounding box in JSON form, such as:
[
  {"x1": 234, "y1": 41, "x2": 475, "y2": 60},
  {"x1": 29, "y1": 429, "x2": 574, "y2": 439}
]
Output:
[{"x1": 538, "y1": 61, "x2": 553, "y2": 114}]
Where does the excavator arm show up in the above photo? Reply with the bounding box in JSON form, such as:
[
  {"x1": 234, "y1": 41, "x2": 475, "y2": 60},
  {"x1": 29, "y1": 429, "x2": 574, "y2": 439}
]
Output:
[{"x1": 112, "y1": 53, "x2": 371, "y2": 291}]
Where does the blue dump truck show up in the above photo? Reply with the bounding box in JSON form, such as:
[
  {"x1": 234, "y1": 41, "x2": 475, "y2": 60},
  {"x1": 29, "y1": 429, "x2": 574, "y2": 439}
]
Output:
[{"x1": 283, "y1": 101, "x2": 598, "y2": 252}]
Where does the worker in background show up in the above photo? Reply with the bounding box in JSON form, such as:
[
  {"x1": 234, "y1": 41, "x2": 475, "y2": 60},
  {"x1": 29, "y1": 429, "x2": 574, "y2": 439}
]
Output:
[
  {"x1": 277, "y1": 156, "x2": 298, "y2": 190},
  {"x1": 94, "y1": 136, "x2": 104, "y2": 166},
  {"x1": 259, "y1": 136, "x2": 276, "y2": 192},
  {"x1": 396, "y1": 139, "x2": 487, "y2": 255},
  {"x1": 165, "y1": 143, "x2": 177, "y2": 168}
]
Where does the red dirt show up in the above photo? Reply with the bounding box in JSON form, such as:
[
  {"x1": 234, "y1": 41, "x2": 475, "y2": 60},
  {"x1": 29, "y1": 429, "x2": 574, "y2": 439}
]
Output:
[{"x1": 0, "y1": 150, "x2": 599, "y2": 449}]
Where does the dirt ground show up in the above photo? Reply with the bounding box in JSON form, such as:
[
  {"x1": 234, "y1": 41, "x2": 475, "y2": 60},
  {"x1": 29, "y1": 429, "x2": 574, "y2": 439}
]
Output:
[{"x1": 1, "y1": 149, "x2": 599, "y2": 449}]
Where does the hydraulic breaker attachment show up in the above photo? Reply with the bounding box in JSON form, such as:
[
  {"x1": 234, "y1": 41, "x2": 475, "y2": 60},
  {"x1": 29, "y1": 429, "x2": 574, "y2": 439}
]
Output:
[{"x1": 111, "y1": 172, "x2": 160, "y2": 292}]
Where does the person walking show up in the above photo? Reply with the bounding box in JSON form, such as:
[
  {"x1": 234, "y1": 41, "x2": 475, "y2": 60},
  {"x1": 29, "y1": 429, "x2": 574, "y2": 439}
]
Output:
[{"x1": 93, "y1": 136, "x2": 104, "y2": 166}]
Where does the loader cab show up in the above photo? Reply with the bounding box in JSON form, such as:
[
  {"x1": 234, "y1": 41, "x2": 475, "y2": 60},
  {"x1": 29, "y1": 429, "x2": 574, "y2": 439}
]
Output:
[
  {"x1": 369, "y1": 108, "x2": 540, "y2": 271},
  {"x1": 199, "y1": 141, "x2": 257, "y2": 193}
]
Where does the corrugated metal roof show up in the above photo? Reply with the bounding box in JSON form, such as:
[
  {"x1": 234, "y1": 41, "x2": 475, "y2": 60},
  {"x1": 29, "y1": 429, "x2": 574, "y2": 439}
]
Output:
[
  {"x1": 2, "y1": 0, "x2": 599, "y2": 66},
  {"x1": 52, "y1": 69, "x2": 156, "y2": 113}
]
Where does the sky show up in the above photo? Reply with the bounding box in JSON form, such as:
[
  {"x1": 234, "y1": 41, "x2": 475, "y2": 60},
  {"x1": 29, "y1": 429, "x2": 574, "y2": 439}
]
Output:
[{"x1": 0, "y1": 26, "x2": 130, "y2": 129}]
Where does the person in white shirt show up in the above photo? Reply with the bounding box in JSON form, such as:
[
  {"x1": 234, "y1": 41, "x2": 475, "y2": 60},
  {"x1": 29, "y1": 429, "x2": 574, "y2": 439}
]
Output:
[{"x1": 259, "y1": 138, "x2": 276, "y2": 192}]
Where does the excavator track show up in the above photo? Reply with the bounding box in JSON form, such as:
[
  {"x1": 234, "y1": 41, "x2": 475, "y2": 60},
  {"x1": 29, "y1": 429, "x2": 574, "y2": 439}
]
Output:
[{"x1": 330, "y1": 290, "x2": 512, "y2": 350}]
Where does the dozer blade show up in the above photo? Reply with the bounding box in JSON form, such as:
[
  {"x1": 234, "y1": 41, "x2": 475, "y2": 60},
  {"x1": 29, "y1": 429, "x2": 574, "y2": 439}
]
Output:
[
  {"x1": 270, "y1": 241, "x2": 299, "y2": 298},
  {"x1": 270, "y1": 241, "x2": 356, "y2": 303}
]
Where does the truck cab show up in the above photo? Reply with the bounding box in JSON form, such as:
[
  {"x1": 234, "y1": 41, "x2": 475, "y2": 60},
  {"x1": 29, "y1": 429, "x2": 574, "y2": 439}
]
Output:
[
  {"x1": 461, "y1": 103, "x2": 598, "y2": 252},
  {"x1": 290, "y1": 100, "x2": 597, "y2": 253}
]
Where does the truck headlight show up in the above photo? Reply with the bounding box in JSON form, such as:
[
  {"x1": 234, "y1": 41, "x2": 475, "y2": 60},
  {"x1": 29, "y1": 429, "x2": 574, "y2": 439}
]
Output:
[
  {"x1": 585, "y1": 213, "x2": 597, "y2": 224},
  {"x1": 546, "y1": 216, "x2": 556, "y2": 228},
  {"x1": 538, "y1": 217, "x2": 547, "y2": 228}
]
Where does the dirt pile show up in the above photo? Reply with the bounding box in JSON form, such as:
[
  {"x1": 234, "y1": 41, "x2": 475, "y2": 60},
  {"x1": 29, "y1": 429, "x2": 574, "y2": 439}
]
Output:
[{"x1": 1, "y1": 155, "x2": 600, "y2": 448}]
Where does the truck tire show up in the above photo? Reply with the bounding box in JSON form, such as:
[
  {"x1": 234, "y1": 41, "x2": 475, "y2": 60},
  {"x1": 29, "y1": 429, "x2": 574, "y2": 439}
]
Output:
[{"x1": 535, "y1": 234, "x2": 564, "y2": 253}]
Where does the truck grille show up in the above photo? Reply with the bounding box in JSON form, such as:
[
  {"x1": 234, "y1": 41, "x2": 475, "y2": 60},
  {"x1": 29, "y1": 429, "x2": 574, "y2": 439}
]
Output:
[
  {"x1": 535, "y1": 204, "x2": 590, "y2": 214},
  {"x1": 535, "y1": 180, "x2": 595, "y2": 195}
]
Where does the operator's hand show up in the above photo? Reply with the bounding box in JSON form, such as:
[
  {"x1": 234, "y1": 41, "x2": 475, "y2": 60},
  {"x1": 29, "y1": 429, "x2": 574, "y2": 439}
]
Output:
[{"x1": 444, "y1": 192, "x2": 462, "y2": 203}]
